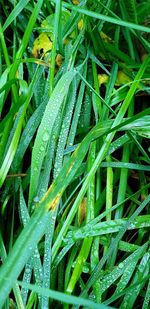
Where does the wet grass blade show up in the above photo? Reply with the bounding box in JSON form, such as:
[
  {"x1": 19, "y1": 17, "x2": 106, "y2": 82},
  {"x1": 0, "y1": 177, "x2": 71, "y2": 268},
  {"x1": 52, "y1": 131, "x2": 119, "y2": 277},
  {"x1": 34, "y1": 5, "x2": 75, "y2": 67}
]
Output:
[
  {"x1": 18, "y1": 281, "x2": 112, "y2": 309},
  {"x1": 29, "y1": 69, "x2": 76, "y2": 206}
]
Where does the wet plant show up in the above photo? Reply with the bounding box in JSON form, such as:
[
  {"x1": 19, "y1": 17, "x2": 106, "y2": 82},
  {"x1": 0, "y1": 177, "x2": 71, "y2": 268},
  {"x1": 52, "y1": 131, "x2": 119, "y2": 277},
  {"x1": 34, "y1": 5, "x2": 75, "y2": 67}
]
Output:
[{"x1": 0, "y1": 0, "x2": 150, "y2": 308}]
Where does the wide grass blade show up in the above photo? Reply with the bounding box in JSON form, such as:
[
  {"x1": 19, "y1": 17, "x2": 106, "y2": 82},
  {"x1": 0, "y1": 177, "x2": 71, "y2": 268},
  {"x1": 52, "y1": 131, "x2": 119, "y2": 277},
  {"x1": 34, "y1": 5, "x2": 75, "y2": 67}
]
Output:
[{"x1": 29, "y1": 69, "x2": 76, "y2": 206}]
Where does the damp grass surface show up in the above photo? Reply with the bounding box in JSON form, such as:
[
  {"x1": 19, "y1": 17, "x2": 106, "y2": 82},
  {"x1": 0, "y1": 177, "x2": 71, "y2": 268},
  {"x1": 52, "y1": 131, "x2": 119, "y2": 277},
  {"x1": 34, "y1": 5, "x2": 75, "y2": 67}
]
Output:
[{"x1": 0, "y1": 0, "x2": 150, "y2": 308}]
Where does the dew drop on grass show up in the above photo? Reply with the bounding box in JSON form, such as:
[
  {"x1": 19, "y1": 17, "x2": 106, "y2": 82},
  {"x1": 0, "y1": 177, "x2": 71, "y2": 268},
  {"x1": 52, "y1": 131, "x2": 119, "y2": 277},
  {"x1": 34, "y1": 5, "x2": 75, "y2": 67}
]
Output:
[
  {"x1": 33, "y1": 196, "x2": 40, "y2": 203},
  {"x1": 40, "y1": 145, "x2": 45, "y2": 152},
  {"x1": 118, "y1": 262, "x2": 124, "y2": 269},
  {"x1": 25, "y1": 267, "x2": 31, "y2": 274},
  {"x1": 129, "y1": 223, "x2": 135, "y2": 229},
  {"x1": 31, "y1": 204, "x2": 35, "y2": 212},
  {"x1": 42, "y1": 131, "x2": 49, "y2": 142}
]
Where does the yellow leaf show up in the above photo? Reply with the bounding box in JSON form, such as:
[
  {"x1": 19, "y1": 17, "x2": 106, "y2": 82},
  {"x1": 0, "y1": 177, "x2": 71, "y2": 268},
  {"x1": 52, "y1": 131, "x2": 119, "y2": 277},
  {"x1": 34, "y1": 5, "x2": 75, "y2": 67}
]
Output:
[
  {"x1": 32, "y1": 33, "x2": 52, "y2": 59},
  {"x1": 98, "y1": 71, "x2": 131, "y2": 86},
  {"x1": 78, "y1": 19, "x2": 84, "y2": 31},
  {"x1": 72, "y1": 0, "x2": 79, "y2": 4},
  {"x1": 56, "y1": 54, "x2": 63, "y2": 67},
  {"x1": 116, "y1": 71, "x2": 131, "y2": 85},
  {"x1": 78, "y1": 197, "x2": 87, "y2": 226},
  {"x1": 98, "y1": 74, "x2": 109, "y2": 85},
  {"x1": 100, "y1": 31, "x2": 113, "y2": 43}
]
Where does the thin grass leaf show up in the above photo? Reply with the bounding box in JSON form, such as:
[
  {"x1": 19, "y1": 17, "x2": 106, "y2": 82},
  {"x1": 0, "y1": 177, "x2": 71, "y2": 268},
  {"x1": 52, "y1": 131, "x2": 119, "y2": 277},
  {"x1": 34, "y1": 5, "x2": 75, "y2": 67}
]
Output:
[
  {"x1": 123, "y1": 0, "x2": 138, "y2": 23},
  {"x1": 20, "y1": 188, "x2": 43, "y2": 295},
  {"x1": 67, "y1": 63, "x2": 87, "y2": 147},
  {"x1": 2, "y1": 0, "x2": 31, "y2": 31},
  {"x1": 49, "y1": 0, "x2": 61, "y2": 94},
  {"x1": 142, "y1": 278, "x2": 150, "y2": 309},
  {"x1": 54, "y1": 78, "x2": 77, "y2": 177},
  {"x1": 0, "y1": 65, "x2": 41, "y2": 187},
  {"x1": 104, "y1": 275, "x2": 150, "y2": 306},
  {"x1": 66, "y1": 142, "x2": 96, "y2": 294},
  {"x1": 8, "y1": 0, "x2": 44, "y2": 90},
  {"x1": 64, "y1": 215, "x2": 150, "y2": 242},
  {"x1": 60, "y1": 1, "x2": 150, "y2": 33},
  {"x1": 99, "y1": 161, "x2": 150, "y2": 171},
  {"x1": 0, "y1": 67, "x2": 9, "y2": 115},
  {"x1": 18, "y1": 281, "x2": 112, "y2": 309},
  {"x1": 13, "y1": 75, "x2": 49, "y2": 171}
]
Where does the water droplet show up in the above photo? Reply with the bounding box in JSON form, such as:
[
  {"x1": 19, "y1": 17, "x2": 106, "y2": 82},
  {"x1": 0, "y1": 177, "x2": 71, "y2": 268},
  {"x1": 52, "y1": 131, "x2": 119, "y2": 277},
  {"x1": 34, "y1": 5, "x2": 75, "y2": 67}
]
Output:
[
  {"x1": 40, "y1": 145, "x2": 45, "y2": 152},
  {"x1": 119, "y1": 262, "x2": 124, "y2": 269},
  {"x1": 42, "y1": 131, "x2": 49, "y2": 142},
  {"x1": 33, "y1": 196, "x2": 40, "y2": 203},
  {"x1": 31, "y1": 204, "x2": 35, "y2": 212},
  {"x1": 26, "y1": 268, "x2": 31, "y2": 274}
]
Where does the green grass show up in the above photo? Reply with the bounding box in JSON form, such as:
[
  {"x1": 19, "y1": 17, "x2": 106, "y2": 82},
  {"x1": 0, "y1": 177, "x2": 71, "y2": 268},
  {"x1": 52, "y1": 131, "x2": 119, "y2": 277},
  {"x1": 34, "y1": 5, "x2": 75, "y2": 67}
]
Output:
[{"x1": 0, "y1": 0, "x2": 150, "y2": 308}]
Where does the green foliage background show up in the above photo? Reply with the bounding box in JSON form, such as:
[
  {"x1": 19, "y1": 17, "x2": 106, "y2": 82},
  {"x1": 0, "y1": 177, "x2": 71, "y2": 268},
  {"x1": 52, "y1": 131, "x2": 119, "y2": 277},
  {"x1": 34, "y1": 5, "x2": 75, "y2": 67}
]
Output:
[{"x1": 0, "y1": 0, "x2": 150, "y2": 308}]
